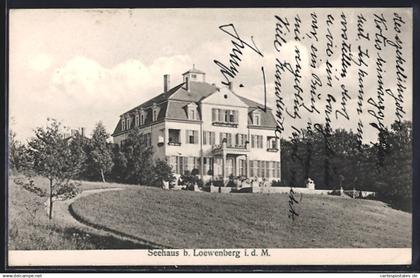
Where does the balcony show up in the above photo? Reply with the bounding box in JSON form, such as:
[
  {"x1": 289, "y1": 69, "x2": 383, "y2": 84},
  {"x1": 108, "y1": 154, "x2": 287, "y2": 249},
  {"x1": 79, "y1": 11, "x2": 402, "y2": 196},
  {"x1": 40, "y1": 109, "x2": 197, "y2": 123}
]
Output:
[
  {"x1": 212, "y1": 121, "x2": 238, "y2": 128},
  {"x1": 212, "y1": 142, "x2": 249, "y2": 155},
  {"x1": 168, "y1": 129, "x2": 181, "y2": 146},
  {"x1": 168, "y1": 141, "x2": 181, "y2": 146}
]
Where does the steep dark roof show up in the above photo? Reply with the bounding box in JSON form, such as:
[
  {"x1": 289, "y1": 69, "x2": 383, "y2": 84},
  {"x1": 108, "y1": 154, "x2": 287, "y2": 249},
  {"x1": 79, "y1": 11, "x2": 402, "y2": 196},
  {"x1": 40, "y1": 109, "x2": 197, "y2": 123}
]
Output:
[
  {"x1": 112, "y1": 81, "x2": 276, "y2": 136},
  {"x1": 169, "y1": 81, "x2": 218, "y2": 102},
  {"x1": 127, "y1": 83, "x2": 184, "y2": 113}
]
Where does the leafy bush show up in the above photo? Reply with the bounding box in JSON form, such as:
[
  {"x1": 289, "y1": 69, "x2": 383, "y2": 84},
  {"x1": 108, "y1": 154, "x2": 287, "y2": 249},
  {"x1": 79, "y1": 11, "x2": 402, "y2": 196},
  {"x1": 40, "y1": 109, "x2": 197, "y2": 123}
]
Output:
[
  {"x1": 55, "y1": 182, "x2": 82, "y2": 200},
  {"x1": 178, "y1": 171, "x2": 202, "y2": 190},
  {"x1": 152, "y1": 159, "x2": 175, "y2": 187}
]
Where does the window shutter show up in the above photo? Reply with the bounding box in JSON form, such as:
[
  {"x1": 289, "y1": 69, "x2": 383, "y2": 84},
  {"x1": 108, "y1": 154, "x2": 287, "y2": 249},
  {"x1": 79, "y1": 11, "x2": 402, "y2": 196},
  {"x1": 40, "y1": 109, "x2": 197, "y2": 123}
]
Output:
[
  {"x1": 194, "y1": 131, "x2": 198, "y2": 144},
  {"x1": 186, "y1": 130, "x2": 189, "y2": 144}
]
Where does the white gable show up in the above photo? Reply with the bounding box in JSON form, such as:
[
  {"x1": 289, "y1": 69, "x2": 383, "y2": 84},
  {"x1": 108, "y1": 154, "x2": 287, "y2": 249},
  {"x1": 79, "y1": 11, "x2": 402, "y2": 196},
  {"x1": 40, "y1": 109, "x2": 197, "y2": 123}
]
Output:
[{"x1": 201, "y1": 87, "x2": 248, "y2": 108}]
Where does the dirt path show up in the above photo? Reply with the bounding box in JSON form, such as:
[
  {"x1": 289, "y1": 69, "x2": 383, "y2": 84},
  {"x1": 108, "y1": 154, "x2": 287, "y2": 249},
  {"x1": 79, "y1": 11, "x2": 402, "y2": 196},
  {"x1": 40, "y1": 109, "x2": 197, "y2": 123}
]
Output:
[{"x1": 53, "y1": 187, "x2": 167, "y2": 249}]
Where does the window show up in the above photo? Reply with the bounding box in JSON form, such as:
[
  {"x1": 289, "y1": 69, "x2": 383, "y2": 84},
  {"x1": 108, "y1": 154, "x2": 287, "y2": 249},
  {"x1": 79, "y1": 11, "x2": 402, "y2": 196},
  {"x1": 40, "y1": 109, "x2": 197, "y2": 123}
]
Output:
[
  {"x1": 135, "y1": 114, "x2": 139, "y2": 127},
  {"x1": 126, "y1": 117, "x2": 131, "y2": 129},
  {"x1": 168, "y1": 129, "x2": 181, "y2": 145},
  {"x1": 121, "y1": 119, "x2": 125, "y2": 131},
  {"x1": 239, "y1": 159, "x2": 246, "y2": 176},
  {"x1": 267, "y1": 137, "x2": 278, "y2": 150},
  {"x1": 257, "y1": 135, "x2": 263, "y2": 148},
  {"x1": 153, "y1": 110, "x2": 158, "y2": 121},
  {"x1": 252, "y1": 112, "x2": 261, "y2": 126},
  {"x1": 212, "y1": 109, "x2": 218, "y2": 122},
  {"x1": 188, "y1": 108, "x2": 195, "y2": 120},
  {"x1": 211, "y1": 108, "x2": 238, "y2": 124},
  {"x1": 261, "y1": 161, "x2": 266, "y2": 178},
  {"x1": 141, "y1": 133, "x2": 151, "y2": 146},
  {"x1": 186, "y1": 130, "x2": 198, "y2": 144},
  {"x1": 272, "y1": 138, "x2": 278, "y2": 149},
  {"x1": 266, "y1": 161, "x2": 270, "y2": 178},
  {"x1": 209, "y1": 132, "x2": 215, "y2": 145},
  {"x1": 236, "y1": 133, "x2": 247, "y2": 147},
  {"x1": 140, "y1": 114, "x2": 145, "y2": 125},
  {"x1": 251, "y1": 135, "x2": 263, "y2": 148},
  {"x1": 203, "y1": 131, "x2": 207, "y2": 145},
  {"x1": 203, "y1": 131, "x2": 216, "y2": 145},
  {"x1": 219, "y1": 132, "x2": 232, "y2": 147},
  {"x1": 204, "y1": 157, "x2": 213, "y2": 175},
  {"x1": 224, "y1": 110, "x2": 229, "y2": 122}
]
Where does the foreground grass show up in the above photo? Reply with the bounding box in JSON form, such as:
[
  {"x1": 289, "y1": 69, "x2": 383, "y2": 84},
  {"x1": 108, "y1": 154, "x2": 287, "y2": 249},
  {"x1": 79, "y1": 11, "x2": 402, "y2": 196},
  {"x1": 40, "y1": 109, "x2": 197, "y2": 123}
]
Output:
[
  {"x1": 71, "y1": 187, "x2": 412, "y2": 248},
  {"x1": 8, "y1": 175, "x2": 139, "y2": 250}
]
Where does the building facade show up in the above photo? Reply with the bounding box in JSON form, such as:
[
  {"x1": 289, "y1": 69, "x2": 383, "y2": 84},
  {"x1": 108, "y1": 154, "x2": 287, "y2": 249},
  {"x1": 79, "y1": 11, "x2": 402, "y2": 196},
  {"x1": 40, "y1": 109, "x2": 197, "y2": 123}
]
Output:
[{"x1": 112, "y1": 67, "x2": 281, "y2": 183}]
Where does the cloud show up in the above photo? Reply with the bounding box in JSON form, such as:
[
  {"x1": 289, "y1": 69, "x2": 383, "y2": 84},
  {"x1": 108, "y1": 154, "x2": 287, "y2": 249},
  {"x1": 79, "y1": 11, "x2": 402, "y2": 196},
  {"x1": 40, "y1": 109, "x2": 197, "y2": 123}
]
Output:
[
  {"x1": 11, "y1": 54, "x2": 193, "y2": 140},
  {"x1": 28, "y1": 53, "x2": 53, "y2": 72}
]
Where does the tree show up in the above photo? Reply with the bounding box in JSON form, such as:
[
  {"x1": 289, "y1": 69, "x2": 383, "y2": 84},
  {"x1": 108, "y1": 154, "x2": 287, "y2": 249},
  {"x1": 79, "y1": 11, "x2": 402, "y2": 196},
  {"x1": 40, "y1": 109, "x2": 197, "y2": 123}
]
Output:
[
  {"x1": 110, "y1": 144, "x2": 128, "y2": 183},
  {"x1": 9, "y1": 130, "x2": 30, "y2": 173},
  {"x1": 27, "y1": 119, "x2": 85, "y2": 219},
  {"x1": 374, "y1": 121, "x2": 412, "y2": 211},
  {"x1": 122, "y1": 127, "x2": 154, "y2": 185},
  {"x1": 152, "y1": 159, "x2": 175, "y2": 187},
  {"x1": 90, "y1": 122, "x2": 114, "y2": 182}
]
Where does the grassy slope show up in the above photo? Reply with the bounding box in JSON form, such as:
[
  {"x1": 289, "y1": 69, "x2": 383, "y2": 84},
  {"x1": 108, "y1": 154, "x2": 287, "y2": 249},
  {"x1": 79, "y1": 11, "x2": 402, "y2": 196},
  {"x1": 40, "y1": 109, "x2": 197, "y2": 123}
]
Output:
[
  {"x1": 71, "y1": 187, "x2": 412, "y2": 248},
  {"x1": 8, "y1": 175, "x2": 138, "y2": 250}
]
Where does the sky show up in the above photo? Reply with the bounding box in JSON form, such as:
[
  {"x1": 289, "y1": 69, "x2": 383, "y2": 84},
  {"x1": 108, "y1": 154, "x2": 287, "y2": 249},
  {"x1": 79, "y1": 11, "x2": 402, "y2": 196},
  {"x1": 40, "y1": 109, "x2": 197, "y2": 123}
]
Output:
[{"x1": 9, "y1": 8, "x2": 412, "y2": 143}]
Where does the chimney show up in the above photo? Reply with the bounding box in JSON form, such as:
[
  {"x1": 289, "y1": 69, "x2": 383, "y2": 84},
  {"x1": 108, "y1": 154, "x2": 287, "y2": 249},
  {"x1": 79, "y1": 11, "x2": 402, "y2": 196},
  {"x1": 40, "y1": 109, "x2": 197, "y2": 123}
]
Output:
[
  {"x1": 80, "y1": 127, "x2": 85, "y2": 137},
  {"x1": 185, "y1": 76, "x2": 190, "y2": 92},
  {"x1": 163, "y1": 74, "x2": 170, "y2": 93}
]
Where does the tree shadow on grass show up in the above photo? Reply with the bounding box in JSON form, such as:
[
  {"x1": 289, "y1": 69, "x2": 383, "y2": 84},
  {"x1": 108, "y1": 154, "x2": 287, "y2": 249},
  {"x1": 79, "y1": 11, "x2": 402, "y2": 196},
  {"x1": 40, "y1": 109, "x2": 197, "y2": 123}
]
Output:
[{"x1": 63, "y1": 227, "x2": 153, "y2": 249}]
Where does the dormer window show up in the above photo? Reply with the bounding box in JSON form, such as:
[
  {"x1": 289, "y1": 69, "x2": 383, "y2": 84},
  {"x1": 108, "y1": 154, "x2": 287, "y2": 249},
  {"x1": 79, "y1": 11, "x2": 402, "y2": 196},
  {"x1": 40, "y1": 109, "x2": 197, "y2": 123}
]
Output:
[
  {"x1": 121, "y1": 119, "x2": 126, "y2": 131},
  {"x1": 186, "y1": 103, "x2": 198, "y2": 120},
  {"x1": 135, "y1": 113, "x2": 139, "y2": 127},
  {"x1": 252, "y1": 111, "x2": 261, "y2": 126},
  {"x1": 153, "y1": 110, "x2": 158, "y2": 121},
  {"x1": 189, "y1": 109, "x2": 195, "y2": 120},
  {"x1": 139, "y1": 108, "x2": 145, "y2": 125},
  {"x1": 126, "y1": 116, "x2": 131, "y2": 130},
  {"x1": 152, "y1": 103, "x2": 159, "y2": 122}
]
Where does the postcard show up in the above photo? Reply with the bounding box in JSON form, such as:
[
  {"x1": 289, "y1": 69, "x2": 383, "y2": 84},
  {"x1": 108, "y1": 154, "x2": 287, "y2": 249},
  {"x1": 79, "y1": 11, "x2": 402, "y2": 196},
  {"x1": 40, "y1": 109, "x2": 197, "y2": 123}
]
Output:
[{"x1": 7, "y1": 7, "x2": 413, "y2": 267}]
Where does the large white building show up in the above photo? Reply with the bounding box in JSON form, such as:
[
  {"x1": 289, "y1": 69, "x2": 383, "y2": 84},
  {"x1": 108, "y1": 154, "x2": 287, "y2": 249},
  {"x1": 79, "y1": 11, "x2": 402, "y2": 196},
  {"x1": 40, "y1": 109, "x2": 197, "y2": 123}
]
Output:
[{"x1": 112, "y1": 67, "x2": 281, "y2": 182}]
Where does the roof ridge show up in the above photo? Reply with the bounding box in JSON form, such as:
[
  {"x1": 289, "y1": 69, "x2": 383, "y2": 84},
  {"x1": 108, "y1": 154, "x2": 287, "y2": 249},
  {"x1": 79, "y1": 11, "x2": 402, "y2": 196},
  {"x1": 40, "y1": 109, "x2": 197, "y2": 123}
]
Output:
[{"x1": 235, "y1": 93, "x2": 272, "y2": 110}]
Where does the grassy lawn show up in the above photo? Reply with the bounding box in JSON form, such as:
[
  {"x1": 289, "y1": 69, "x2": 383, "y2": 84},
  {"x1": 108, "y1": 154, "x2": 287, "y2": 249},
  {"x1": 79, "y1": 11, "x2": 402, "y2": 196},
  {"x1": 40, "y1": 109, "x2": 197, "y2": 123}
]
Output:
[
  {"x1": 8, "y1": 175, "x2": 142, "y2": 250},
  {"x1": 71, "y1": 186, "x2": 412, "y2": 248}
]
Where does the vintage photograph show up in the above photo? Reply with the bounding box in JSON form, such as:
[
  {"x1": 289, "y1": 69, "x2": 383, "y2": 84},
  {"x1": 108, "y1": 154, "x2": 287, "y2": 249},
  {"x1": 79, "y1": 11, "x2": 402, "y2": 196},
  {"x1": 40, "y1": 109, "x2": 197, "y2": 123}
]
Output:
[{"x1": 7, "y1": 8, "x2": 412, "y2": 265}]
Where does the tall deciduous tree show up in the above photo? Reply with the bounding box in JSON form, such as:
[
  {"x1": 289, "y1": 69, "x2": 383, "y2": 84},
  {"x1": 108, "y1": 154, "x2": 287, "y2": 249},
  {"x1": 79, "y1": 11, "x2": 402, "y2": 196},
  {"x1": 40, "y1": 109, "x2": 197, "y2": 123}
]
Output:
[
  {"x1": 122, "y1": 127, "x2": 154, "y2": 185},
  {"x1": 27, "y1": 119, "x2": 85, "y2": 219},
  {"x1": 9, "y1": 130, "x2": 30, "y2": 173},
  {"x1": 90, "y1": 122, "x2": 114, "y2": 182}
]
